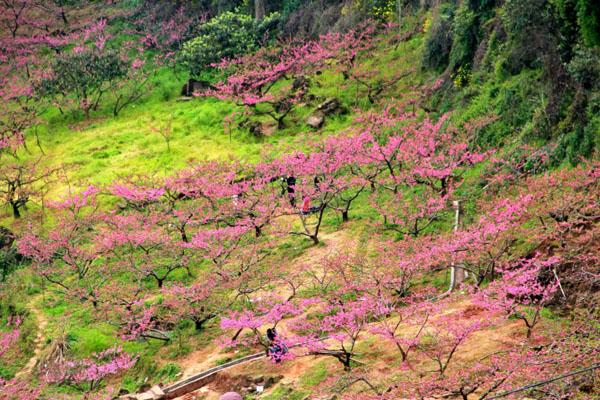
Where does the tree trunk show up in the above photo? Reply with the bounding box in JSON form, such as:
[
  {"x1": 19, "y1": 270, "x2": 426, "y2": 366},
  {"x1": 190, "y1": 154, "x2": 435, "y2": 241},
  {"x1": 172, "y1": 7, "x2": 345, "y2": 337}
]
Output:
[
  {"x1": 341, "y1": 210, "x2": 349, "y2": 222},
  {"x1": 254, "y1": 0, "x2": 265, "y2": 20},
  {"x1": 343, "y1": 353, "x2": 352, "y2": 371},
  {"x1": 11, "y1": 203, "x2": 21, "y2": 219}
]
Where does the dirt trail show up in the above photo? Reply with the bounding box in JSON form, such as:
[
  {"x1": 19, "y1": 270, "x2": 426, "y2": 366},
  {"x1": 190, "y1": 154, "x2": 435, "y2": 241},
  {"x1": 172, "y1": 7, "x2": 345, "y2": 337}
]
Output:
[
  {"x1": 15, "y1": 297, "x2": 48, "y2": 378},
  {"x1": 170, "y1": 226, "x2": 525, "y2": 399},
  {"x1": 171, "y1": 227, "x2": 358, "y2": 398}
]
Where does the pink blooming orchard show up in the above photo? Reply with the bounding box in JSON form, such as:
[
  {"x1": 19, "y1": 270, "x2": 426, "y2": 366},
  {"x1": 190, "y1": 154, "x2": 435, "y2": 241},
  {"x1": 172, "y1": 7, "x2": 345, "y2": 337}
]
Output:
[
  {"x1": 2, "y1": 6, "x2": 598, "y2": 397},
  {"x1": 43, "y1": 347, "x2": 137, "y2": 391},
  {"x1": 13, "y1": 108, "x2": 598, "y2": 397}
]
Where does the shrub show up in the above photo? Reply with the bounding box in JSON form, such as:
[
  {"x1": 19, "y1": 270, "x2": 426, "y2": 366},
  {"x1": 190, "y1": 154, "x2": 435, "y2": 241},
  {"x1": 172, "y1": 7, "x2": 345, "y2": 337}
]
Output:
[
  {"x1": 555, "y1": 121, "x2": 597, "y2": 164},
  {"x1": 0, "y1": 247, "x2": 23, "y2": 283},
  {"x1": 422, "y1": 4, "x2": 455, "y2": 71},
  {"x1": 576, "y1": 0, "x2": 600, "y2": 47},
  {"x1": 179, "y1": 11, "x2": 280, "y2": 77},
  {"x1": 502, "y1": 0, "x2": 553, "y2": 73},
  {"x1": 567, "y1": 45, "x2": 600, "y2": 89},
  {"x1": 449, "y1": 4, "x2": 478, "y2": 70},
  {"x1": 40, "y1": 50, "x2": 128, "y2": 118}
]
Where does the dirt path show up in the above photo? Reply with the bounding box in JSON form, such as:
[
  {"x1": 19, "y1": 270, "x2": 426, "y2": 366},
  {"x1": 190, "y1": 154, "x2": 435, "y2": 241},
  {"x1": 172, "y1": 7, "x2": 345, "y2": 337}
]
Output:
[
  {"x1": 168, "y1": 224, "x2": 525, "y2": 399},
  {"x1": 15, "y1": 297, "x2": 48, "y2": 379},
  {"x1": 169, "y1": 226, "x2": 358, "y2": 398}
]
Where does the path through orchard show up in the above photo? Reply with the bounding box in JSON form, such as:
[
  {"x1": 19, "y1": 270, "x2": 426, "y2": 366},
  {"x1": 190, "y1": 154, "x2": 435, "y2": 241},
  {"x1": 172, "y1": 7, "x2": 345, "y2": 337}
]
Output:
[
  {"x1": 167, "y1": 229, "x2": 357, "y2": 399},
  {"x1": 117, "y1": 228, "x2": 359, "y2": 400},
  {"x1": 129, "y1": 225, "x2": 527, "y2": 400},
  {"x1": 15, "y1": 296, "x2": 48, "y2": 379}
]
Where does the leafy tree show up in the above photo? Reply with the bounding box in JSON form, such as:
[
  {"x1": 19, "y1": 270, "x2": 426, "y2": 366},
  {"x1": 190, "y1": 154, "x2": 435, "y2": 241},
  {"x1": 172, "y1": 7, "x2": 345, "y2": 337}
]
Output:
[
  {"x1": 40, "y1": 50, "x2": 127, "y2": 118},
  {"x1": 422, "y1": 4, "x2": 455, "y2": 71},
  {"x1": 179, "y1": 11, "x2": 280, "y2": 77},
  {"x1": 448, "y1": 4, "x2": 478, "y2": 71}
]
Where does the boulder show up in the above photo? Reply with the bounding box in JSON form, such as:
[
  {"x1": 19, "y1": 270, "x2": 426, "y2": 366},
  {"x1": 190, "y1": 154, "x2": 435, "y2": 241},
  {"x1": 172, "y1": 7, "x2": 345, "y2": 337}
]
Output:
[
  {"x1": 306, "y1": 98, "x2": 345, "y2": 129},
  {"x1": 306, "y1": 112, "x2": 325, "y2": 129},
  {"x1": 181, "y1": 78, "x2": 212, "y2": 97},
  {"x1": 292, "y1": 75, "x2": 310, "y2": 92},
  {"x1": 219, "y1": 393, "x2": 243, "y2": 400},
  {"x1": 149, "y1": 386, "x2": 164, "y2": 397},
  {"x1": 247, "y1": 121, "x2": 264, "y2": 137},
  {"x1": 316, "y1": 97, "x2": 344, "y2": 115},
  {"x1": 264, "y1": 375, "x2": 283, "y2": 388}
]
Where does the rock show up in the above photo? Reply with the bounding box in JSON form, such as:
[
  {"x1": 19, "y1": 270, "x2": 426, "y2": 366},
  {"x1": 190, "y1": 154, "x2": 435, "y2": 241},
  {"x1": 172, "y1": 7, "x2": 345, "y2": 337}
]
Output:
[
  {"x1": 316, "y1": 98, "x2": 343, "y2": 115},
  {"x1": 252, "y1": 375, "x2": 265, "y2": 384},
  {"x1": 263, "y1": 375, "x2": 283, "y2": 388},
  {"x1": 181, "y1": 78, "x2": 212, "y2": 97},
  {"x1": 306, "y1": 98, "x2": 345, "y2": 129},
  {"x1": 136, "y1": 393, "x2": 156, "y2": 400},
  {"x1": 219, "y1": 393, "x2": 243, "y2": 400},
  {"x1": 149, "y1": 385, "x2": 164, "y2": 397},
  {"x1": 306, "y1": 112, "x2": 325, "y2": 129}
]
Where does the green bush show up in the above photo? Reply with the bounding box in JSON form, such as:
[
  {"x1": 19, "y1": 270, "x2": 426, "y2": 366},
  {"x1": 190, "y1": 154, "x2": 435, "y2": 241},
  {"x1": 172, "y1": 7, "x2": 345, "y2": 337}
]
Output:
[
  {"x1": 0, "y1": 247, "x2": 23, "y2": 283},
  {"x1": 502, "y1": 0, "x2": 553, "y2": 73},
  {"x1": 40, "y1": 50, "x2": 128, "y2": 118},
  {"x1": 155, "y1": 363, "x2": 181, "y2": 383},
  {"x1": 567, "y1": 45, "x2": 600, "y2": 89},
  {"x1": 422, "y1": 4, "x2": 455, "y2": 71},
  {"x1": 449, "y1": 4, "x2": 478, "y2": 70},
  {"x1": 179, "y1": 11, "x2": 280, "y2": 77},
  {"x1": 555, "y1": 115, "x2": 598, "y2": 164},
  {"x1": 576, "y1": 0, "x2": 600, "y2": 47}
]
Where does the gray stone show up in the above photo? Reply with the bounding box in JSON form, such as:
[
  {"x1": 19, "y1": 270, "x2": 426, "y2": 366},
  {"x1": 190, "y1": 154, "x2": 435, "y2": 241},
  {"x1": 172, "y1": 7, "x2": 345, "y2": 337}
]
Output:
[{"x1": 306, "y1": 112, "x2": 325, "y2": 129}]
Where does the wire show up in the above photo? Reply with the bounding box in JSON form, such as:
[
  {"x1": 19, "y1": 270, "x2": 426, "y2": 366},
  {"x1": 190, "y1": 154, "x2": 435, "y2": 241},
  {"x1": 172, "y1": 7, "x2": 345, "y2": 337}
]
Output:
[{"x1": 487, "y1": 362, "x2": 600, "y2": 399}]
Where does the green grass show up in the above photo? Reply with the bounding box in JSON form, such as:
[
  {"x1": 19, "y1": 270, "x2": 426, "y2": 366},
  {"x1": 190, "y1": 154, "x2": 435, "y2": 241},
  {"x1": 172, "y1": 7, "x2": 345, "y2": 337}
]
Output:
[
  {"x1": 68, "y1": 324, "x2": 118, "y2": 356},
  {"x1": 299, "y1": 360, "x2": 329, "y2": 387},
  {"x1": 262, "y1": 385, "x2": 308, "y2": 400}
]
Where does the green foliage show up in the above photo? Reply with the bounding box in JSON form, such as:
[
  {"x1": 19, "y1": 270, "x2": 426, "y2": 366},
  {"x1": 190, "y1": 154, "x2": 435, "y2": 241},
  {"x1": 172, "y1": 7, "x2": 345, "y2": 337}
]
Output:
[
  {"x1": 155, "y1": 363, "x2": 181, "y2": 383},
  {"x1": 179, "y1": 11, "x2": 280, "y2": 77},
  {"x1": 576, "y1": 0, "x2": 600, "y2": 47},
  {"x1": 354, "y1": 0, "x2": 397, "y2": 21},
  {"x1": 422, "y1": 4, "x2": 455, "y2": 71},
  {"x1": 449, "y1": 4, "x2": 478, "y2": 70},
  {"x1": 0, "y1": 246, "x2": 24, "y2": 283},
  {"x1": 421, "y1": 0, "x2": 598, "y2": 160},
  {"x1": 567, "y1": 45, "x2": 600, "y2": 89},
  {"x1": 40, "y1": 50, "x2": 128, "y2": 116},
  {"x1": 502, "y1": 0, "x2": 552, "y2": 72},
  {"x1": 555, "y1": 116, "x2": 598, "y2": 164}
]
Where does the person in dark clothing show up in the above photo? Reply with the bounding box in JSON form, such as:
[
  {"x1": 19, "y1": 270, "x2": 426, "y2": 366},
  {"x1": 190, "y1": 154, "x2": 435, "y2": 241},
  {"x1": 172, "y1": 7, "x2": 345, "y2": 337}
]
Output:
[
  {"x1": 266, "y1": 327, "x2": 288, "y2": 363},
  {"x1": 313, "y1": 175, "x2": 320, "y2": 191},
  {"x1": 285, "y1": 176, "x2": 296, "y2": 207}
]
